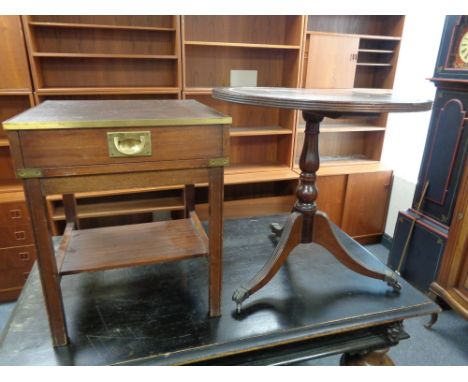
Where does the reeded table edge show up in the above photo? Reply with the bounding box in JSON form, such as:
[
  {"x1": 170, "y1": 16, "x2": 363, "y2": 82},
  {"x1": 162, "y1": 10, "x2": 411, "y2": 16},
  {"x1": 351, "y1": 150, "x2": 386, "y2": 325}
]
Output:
[{"x1": 212, "y1": 87, "x2": 433, "y2": 113}]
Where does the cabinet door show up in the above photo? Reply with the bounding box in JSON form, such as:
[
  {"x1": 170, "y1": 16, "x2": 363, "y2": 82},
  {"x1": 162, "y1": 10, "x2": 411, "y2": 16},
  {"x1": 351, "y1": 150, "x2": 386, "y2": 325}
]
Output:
[
  {"x1": 316, "y1": 175, "x2": 346, "y2": 226},
  {"x1": 305, "y1": 34, "x2": 359, "y2": 88},
  {"x1": 341, "y1": 171, "x2": 392, "y2": 239},
  {"x1": 0, "y1": 16, "x2": 32, "y2": 90}
]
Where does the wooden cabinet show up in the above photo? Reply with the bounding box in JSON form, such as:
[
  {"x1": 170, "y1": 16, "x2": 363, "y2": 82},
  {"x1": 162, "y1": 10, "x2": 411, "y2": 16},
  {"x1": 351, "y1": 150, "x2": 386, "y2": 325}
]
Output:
[
  {"x1": 315, "y1": 170, "x2": 392, "y2": 243},
  {"x1": 0, "y1": 16, "x2": 36, "y2": 301},
  {"x1": 0, "y1": 191, "x2": 36, "y2": 301},
  {"x1": 341, "y1": 171, "x2": 392, "y2": 240}
]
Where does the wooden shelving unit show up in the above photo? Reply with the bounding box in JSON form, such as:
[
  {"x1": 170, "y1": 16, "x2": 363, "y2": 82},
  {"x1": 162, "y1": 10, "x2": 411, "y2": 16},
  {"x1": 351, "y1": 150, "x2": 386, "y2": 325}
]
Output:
[
  {"x1": 22, "y1": 15, "x2": 182, "y2": 102},
  {"x1": 0, "y1": 15, "x2": 406, "y2": 245},
  {"x1": 0, "y1": 16, "x2": 37, "y2": 302},
  {"x1": 182, "y1": 16, "x2": 305, "y2": 185},
  {"x1": 180, "y1": 16, "x2": 305, "y2": 219},
  {"x1": 294, "y1": 15, "x2": 405, "y2": 242}
]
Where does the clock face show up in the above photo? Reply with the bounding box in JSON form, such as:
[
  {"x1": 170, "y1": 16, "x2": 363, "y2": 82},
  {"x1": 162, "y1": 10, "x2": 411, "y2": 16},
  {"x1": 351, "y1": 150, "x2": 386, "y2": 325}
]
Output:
[
  {"x1": 448, "y1": 17, "x2": 468, "y2": 69},
  {"x1": 459, "y1": 31, "x2": 468, "y2": 64}
]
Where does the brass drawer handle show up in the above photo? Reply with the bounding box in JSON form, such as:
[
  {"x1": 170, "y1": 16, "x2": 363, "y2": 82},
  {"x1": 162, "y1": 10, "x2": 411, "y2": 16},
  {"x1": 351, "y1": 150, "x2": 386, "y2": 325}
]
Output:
[{"x1": 107, "y1": 131, "x2": 152, "y2": 157}]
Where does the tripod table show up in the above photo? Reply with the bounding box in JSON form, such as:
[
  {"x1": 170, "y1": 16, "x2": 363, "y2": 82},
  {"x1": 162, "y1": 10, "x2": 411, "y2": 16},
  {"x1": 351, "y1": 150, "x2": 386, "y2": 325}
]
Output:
[{"x1": 212, "y1": 87, "x2": 433, "y2": 312}]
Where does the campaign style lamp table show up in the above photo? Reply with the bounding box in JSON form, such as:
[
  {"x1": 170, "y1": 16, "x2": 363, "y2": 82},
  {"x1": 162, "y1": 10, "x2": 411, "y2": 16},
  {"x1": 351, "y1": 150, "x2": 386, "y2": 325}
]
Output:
[
  {"x1": 3, "y1": 99, "x2": 231, "y2": 347},
  {"x1": 212, "y1": 87, "x2": 433, "y2": 312}
]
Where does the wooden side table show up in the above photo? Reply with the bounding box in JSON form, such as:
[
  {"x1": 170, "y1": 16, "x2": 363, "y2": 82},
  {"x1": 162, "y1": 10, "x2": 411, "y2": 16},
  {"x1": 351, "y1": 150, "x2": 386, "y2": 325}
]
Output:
[
  {"x1": 213, "y1": 87, "x2": 432, "y2": 312},
  {"x1": 3, "y1": 99, "x2": 231, "y2": 346}
]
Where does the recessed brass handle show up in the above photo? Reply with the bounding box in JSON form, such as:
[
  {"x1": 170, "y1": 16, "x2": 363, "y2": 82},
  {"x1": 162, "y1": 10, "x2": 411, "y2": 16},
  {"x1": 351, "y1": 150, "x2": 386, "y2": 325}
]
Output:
[{"x1": 107, "y1": 131, "x2": 152, "y2": 157}]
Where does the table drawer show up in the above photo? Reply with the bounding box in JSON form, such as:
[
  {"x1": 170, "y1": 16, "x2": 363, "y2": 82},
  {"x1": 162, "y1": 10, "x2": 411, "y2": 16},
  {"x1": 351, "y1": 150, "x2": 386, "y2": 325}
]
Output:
[
  {"x1": 0, "y1": 201, "x2": 30, "y2": 226},
  {"x1": 19, "y1": 125, "x2": 225, "y2": 168},
  {"x1": 0, "y1": 245, "x2": 36, "y2": 271},
  {"x1": 0, "y1": 224, "x2": 34, "y2": 247}
]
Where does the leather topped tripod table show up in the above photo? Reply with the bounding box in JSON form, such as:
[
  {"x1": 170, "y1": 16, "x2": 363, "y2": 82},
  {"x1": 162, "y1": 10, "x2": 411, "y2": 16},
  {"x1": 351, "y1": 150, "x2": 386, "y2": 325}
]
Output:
[
  {"x1": 3, "y1": 99, "x2": 231, "y2": 347},
  {"x1": 212, "y1": 87, "x2": 433, "y2": 312}
]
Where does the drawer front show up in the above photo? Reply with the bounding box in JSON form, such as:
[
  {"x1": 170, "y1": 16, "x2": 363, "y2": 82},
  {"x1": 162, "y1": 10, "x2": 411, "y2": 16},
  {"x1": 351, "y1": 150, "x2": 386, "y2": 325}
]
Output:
[
  {"x1": 20, "y1": 125, "x2": 225, "y2": 168},
  {"x1": 0, "y1": 245, "x2": 36, "y2": 271},
  {"x1": 0, "y1": 200, "x2": 30, "y2": 226},
  {"x1": 0, "y1": 268, "x2": 32, "y2": 290},
  {"x1": 414, "y1": 89, "x2": 468, "y2": 225},
  {"x1": 0, "y1": 224, "x2": 34, "y2": 247}
]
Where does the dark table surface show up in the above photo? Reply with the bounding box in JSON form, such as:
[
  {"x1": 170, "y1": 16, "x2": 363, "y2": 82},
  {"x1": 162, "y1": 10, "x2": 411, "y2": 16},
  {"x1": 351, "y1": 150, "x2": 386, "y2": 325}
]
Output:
[{"x1": 0, "y1": 216, "x2": 439, "y2": 366}]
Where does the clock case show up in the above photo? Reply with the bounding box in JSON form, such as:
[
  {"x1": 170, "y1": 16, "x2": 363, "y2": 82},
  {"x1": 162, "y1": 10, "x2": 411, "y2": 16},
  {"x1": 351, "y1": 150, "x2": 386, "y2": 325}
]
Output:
[{"x1": 434, "y1": 15, "x2": 468, "y2": 82}]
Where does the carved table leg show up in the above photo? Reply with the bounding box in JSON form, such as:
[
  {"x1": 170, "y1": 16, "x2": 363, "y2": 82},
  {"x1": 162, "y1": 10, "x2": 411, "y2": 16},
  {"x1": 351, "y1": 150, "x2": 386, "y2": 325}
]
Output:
[
  {"x1": 313, "y1": 212, "x2": 401, "y2": 292},
  {"x1": 232, "y1": 212, "x2": 303, "y2": 312},
  {"x1": 340, "y1": 348, "x2": 395, "y2": 366}
]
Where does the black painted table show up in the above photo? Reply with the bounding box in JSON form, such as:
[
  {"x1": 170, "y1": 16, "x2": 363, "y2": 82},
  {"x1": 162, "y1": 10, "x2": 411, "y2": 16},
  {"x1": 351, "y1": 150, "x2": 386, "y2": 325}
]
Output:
[
  {"x1": 0, "y1": 216, "x2": 439, "y2": 366},
  {"x1": 212, "y1": 87, "x2": 433, "y2": 312}
]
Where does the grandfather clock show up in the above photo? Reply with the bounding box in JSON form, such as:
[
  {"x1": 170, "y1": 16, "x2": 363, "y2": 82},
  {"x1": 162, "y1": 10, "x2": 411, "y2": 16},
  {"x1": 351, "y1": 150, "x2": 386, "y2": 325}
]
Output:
[{"x1": 388, "y1": 16, "x2": 468, "y2": 321}]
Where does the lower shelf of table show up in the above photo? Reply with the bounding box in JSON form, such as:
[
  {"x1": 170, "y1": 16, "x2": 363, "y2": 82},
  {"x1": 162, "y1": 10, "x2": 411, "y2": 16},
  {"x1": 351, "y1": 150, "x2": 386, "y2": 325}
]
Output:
[{"x1": 58, "y1": 216, "x2": 208, "y2": 276}]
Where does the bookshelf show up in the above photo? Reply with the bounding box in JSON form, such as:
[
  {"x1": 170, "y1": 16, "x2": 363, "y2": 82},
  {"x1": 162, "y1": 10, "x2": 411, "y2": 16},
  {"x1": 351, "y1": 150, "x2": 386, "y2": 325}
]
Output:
[
  {"x1": 1, "y1": 15, "x2": 406, "y2": 244},
  {"x1": 182, "y1": 16, "x2": 305, "y2": 179},
  {"x1": 22, "y1": 15, "x2": 182, "y2": 102}
]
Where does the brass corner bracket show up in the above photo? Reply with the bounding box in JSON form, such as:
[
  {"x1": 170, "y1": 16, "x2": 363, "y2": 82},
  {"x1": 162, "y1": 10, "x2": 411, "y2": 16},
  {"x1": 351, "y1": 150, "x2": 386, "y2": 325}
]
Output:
[
  {"x1": 209, "y1": 157, "x2": 229, "y2": 167},
  {"x1": 16, "y1": 168, "x2": 43, "y2": 179}
]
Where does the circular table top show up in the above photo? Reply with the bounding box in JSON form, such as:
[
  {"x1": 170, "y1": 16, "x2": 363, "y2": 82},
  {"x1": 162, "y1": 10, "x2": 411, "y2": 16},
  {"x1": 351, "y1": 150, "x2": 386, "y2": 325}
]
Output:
[{"x1": 212, "y1": 87, "x2": 433, "y2": 113}]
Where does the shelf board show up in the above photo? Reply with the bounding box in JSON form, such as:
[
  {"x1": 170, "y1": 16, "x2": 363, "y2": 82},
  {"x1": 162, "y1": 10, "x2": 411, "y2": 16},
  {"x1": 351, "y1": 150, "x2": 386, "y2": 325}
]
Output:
[
  {"x1": 0, "y1": 185, "x2": 24, "y2": 198},
  {"x1": 0, "y1": 139, "x2": 10, "y2": 147},
  {"x1": 52, "y1": 196, "x2": 184, "y2": 221},
  {"x1": 230, "y1": 126, "x2": 293, "y2": 137},
  {"x1": 0, "y1": 89, "x2": 33, "y2": 96},
  {"x1": 225, "y1": 165, "x2": 299, "y2": 185},
  {"x1": 29, "y1": 21, "x2": 176, "y2": 33},
  {"x1": 33, "y1": 52, "x2": 178, "y2": 60},
  {"x1": 297, "y1": 122, "x2": 386, "y2": 133},
  {"x1": 184, "y1": 40, "x2": 301, "y2": 50},
  {"x1": 37, "y1": 87, "x2": 180, "y2": 95},
  {"x1": 357, "y1": 63, "x2": 393, "y2": 67},
  {"x1": 183, "y1": 88, "x2": 213, "y2": 96},
  {"x1": 320, "y1": 126, "x2": 386, "y2": 133},
  {"x1": 306, "y1": 31, "x2": 401, "y2": 41},
  {"x1": 59, "y1": 218, "x2": 207, "y2": 276},
  {"x1": 358, "y1": 49, "x2": 395, "y2": 54}
]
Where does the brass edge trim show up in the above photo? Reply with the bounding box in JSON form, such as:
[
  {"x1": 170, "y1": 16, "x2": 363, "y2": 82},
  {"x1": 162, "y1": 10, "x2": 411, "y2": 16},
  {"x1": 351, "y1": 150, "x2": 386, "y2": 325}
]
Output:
[
  {"x1": 16, "y1": 168, "x2": 43, "y2": 178},
  {"x1": 209, "y1": 157, "x2": 229, "y2": 167},
  {"x1": 3, "y1": 117, "x2": 233, "y2": 130}
]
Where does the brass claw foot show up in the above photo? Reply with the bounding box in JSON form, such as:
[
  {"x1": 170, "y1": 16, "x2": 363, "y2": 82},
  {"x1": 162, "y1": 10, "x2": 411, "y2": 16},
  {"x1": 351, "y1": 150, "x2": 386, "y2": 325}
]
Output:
[
  {"x1": 232, "y1": 286, "x2": 250, "y2": 313},
  {"x1": 424, "y1": 313, "x2": 438, "y2": 329},
  {"x1": 384, "y1": 272, "x2": 402, "y2": 293},
  {"x1": 269, "y1": 222, "x2": 284, "y2": 238}
]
